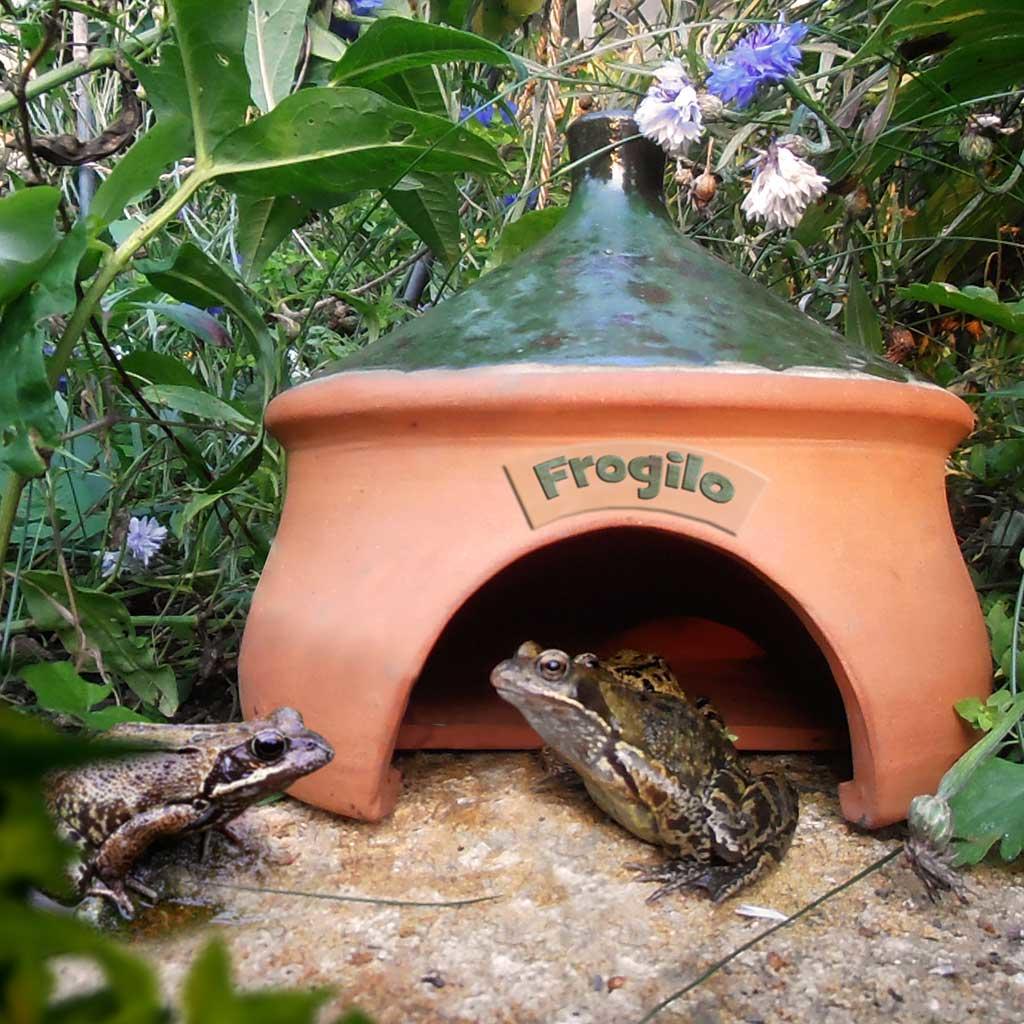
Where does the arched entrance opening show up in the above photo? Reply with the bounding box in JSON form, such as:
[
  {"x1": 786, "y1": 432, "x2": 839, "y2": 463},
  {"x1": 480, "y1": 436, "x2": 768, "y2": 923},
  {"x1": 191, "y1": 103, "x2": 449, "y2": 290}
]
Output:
[{"x1": 398, "y1": 527, "x2": 847, "y2": 753}]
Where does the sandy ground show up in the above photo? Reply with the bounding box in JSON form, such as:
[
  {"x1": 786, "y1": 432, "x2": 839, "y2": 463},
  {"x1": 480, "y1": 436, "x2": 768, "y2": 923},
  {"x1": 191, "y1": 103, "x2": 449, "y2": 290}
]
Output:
[{"x1": 54, "y1": 752, "x2": 1024, "y2": 1023}]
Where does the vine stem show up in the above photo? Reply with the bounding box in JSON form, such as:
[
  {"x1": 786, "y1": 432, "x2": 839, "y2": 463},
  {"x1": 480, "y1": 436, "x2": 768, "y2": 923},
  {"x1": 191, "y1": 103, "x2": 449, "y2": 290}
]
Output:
[{"x1": 0, "y1": 167, "x2": 210, "y2": 601}]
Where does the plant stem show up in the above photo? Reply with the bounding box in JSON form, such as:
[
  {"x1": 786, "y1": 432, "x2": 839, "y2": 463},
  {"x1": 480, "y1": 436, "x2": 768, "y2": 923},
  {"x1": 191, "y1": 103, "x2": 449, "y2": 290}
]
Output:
[
  {"x1": 0, "y1": 26, "x2": 164, "y2": 116},
  {"x1": 49, "y1": 168, "x2": 208, "y2": 384},
  {"x1": 0, "y1": 167, "x2": 210, "y2": 596}
]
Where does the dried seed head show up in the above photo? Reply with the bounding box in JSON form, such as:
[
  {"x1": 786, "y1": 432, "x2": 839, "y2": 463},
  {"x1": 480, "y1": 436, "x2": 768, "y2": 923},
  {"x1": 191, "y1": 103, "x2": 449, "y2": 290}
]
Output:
[
  {"x1": 577, "y1": 94, "x2": 594, "y2": 112},
  {"x1": 885, "y1": 327, "x2": 917, "y2": 364},
  {"x1": 843, "y1": 185, "x2": 870, "y2": 218},
  {"x1": 959, "y1": 129, "x2": 993, "y2": 164},
  {"x1": 696, "y1": 91, "x2": 725, "y2": 121},
  {"x1": 691, "y1": 171, "x2": 718, "y2": 206}
]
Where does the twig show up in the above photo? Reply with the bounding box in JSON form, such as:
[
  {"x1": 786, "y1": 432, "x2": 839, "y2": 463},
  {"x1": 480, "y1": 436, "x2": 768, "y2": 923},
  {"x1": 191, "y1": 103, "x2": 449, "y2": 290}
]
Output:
[
  {"x1": 11, "y1": 1, "x2": 61, "y2": 182},
  {"x1": 635, "y1": 849, "x2": 902, "y2": 1023}
]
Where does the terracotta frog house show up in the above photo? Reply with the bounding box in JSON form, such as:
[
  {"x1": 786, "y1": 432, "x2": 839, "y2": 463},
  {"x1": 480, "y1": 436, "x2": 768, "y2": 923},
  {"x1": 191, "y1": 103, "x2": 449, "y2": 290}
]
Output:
[{"x1": 239, "y1": 111, "x2": 990, "y2": 828}]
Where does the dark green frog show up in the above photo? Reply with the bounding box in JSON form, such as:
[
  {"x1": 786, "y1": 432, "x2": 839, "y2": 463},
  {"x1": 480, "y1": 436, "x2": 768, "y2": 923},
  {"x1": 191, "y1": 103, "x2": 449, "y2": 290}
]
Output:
[{"x1": 491, "y1": 642, "x2": 798, "y2": 901}]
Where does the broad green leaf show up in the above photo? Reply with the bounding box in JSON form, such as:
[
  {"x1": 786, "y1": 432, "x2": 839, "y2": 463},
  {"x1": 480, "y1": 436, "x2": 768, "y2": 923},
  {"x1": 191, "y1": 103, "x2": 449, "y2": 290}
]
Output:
[
  {"x1": 845, "y1": 269, "x2": 883, "y2": 353},
  {"x1": 235, "y1": 192, "x2": 362, "y2": 280},
  {"x1": 309, "y1": 20, "x2": 346, "y2": 61},
  {"x1": 898, "y1": 283, "x2": 1024, "y2": 335},
  {"x1": 387, "y1": 175, "x2": 462, "y2": 264},
  {"x1": 20, "y1": 571, "x2": 181, "y2": 715},
  {"x1": 484, "y1": 206, "x2": 565, "y2": 271},
  {"x1": 88, "y1": 115, "x2": 194, "y2": 232},
  {"x1": 330, "y1": 18, "x2": 517, "y2": 86},
  {"x1": 183, "y1": 938, "x2": 330, "y2": 1024},
  {"x1": 141, "y1": 384, "x2": 255, "y2": 427},
  {"x1": 121, "y1": 349, "x2": 208, "y2": 390},
  {"x1": 858, "y1": 0, "x2": 1024, "y2": 58},
  {"x1": 167, "y1": 0, "x2": 250, "y2": 162},
  {"x1": 472, "y1": 0, "x2": 545, "y2": 39},
  {"x1": 245, "y1": 0, "x2": 308, "y2": 113},
  {"x1": 0, "y1": 224, "x2": 89, "y2": 477},
  {"x1": 210, "y1": 87, "x2": 503, "y2": 197},
  {"x1": 139, "y1": 242, "x2": 278, "y2": 394},
  {"x1": 21, "y1": 661, "x2": 146, "y2": 726},
  {"x1": 952, "y1": 756, "x2": 1024, "y2": 864},
  {"x1": 0, "y1": 186, "x2": 61, "y2": 308},
  {"x1": 0, "y1": 904, "x2": 164, "y2": 1020},
  {"x1": 129, "y1": 43, "x2": 191, "y2": 122}
]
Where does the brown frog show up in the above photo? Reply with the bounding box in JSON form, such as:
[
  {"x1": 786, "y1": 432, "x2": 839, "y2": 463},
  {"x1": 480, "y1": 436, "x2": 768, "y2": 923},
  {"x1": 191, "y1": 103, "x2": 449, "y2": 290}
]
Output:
[
  {"x1": 491, "y1": 642, "x2": 798, "y2": 901},
  {"x1": 45, "y1": 707, "x2": 333, "y2": 918}
]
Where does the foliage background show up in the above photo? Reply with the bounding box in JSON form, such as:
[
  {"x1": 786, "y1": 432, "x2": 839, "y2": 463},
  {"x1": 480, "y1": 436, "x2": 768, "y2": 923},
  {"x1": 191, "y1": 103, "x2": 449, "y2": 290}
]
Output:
[{"x1": 0, "y1": 0, "x2": 1023, "y2": 1008}]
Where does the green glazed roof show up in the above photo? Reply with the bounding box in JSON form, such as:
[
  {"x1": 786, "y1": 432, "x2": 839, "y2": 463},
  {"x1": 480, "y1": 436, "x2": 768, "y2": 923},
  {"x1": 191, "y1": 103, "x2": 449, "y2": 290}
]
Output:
[{"x1": 322, "y1": 113, "x2": 908, "y2": 383}]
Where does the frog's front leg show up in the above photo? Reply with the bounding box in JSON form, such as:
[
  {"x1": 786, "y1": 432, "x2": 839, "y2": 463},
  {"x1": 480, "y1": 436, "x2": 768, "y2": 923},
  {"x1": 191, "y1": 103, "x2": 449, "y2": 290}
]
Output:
[{"x1": 87, "y1": 802, "x2": 215, "y2": 918}]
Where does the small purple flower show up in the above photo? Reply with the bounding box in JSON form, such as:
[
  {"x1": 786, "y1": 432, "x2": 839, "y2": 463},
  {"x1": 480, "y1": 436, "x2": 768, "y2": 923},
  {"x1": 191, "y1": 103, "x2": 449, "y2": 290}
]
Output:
[
  {"x1": 125, "y1": 515, "x2": 168, "y2": 567},
  {"x1": 501, "y1": 189, "x2": 539, "y2": 210},
  {"x1": 707, "y1": 19, "x2": 808, "y2": 108},
  {"x1": 335, "y1": 0, "x2": 382, "y2": 39},
  {"x1": 460, "y1": 102, "x2": 515, "y2": 128}
]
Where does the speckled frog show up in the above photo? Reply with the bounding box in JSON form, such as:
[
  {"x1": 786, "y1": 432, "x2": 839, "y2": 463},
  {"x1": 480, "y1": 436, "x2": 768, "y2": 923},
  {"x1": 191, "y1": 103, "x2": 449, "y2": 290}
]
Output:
[
  {"x1": 491, "y1": 642, "x2": 798, "y2": 901},
  {"x1": 45, "y1": 707, "x2": 333, "y2": 918}
]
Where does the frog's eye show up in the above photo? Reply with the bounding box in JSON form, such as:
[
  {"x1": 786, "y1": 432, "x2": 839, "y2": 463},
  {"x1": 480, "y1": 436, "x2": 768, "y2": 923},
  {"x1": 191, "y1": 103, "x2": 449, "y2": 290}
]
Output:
[
  {"x1": 251, "y1": 730, "x2": 287, "y2": 762},
  {"x1": 536, "y1": 649, "x2": 570, "y2": 681}
]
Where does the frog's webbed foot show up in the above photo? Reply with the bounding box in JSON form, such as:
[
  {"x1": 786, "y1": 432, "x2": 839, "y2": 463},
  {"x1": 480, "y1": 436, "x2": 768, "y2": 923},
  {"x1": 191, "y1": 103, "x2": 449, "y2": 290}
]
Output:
[
  {"x1": 84, "y1": 877, "x2": 137, "y2": 920},
  {"x1": 624, "y1": 858, "x2": 709, "y2": 903},
  {"x1": 692, "y1": 850, "x2": 779, "y2": 903},
  {"x1": 126, "y1": 874, "x2": 158, "y2": 901}
]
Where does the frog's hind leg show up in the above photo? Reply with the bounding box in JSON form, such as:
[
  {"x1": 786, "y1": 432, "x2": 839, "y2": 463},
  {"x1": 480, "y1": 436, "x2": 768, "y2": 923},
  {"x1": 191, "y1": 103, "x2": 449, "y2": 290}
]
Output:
[{"x1": 691, "y1": 849, "x2": 782, "y2": 903}]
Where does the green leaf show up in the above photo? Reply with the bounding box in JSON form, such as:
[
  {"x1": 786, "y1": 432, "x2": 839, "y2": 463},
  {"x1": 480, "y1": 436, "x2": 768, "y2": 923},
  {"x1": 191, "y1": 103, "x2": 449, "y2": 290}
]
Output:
[
  {"x1": 236, "y1": 194, "x2": 320, "y2": 280},
  {"x1": 141, "y1": 384, "x2": 255, "y2": 427},
  {"x1": 121, "y1": 349, "x2": 209, "y2": 390},
  {"x1": 245, "y1": 0, "x2": 308, "y2": 113},
  {"x1": 952, "y1": 756, "x2": 1024, "y2": 864},
  {"x1": 309, "y1": 21, "x2": 346, "y2": 62},
  {"x1": 845, "y1": 269, "x2": 883, "y2": 353},
  {"x1": 136, "y1": 301, "x2": 231, "y2": 347},
  {"x1": 20, "y1": 572, "x2": 181, "y2": 715},
  {"x1": 329, "y1": 18, "x2": 517, "y2": 86},
  {"x1": 471, "y1": 0, "x2": 546, "y2": 39},
  {"x1": 484, "y1": 206, "x2": 565, "y2": 271},
  {"x1": 0, "y1": 224, "x2": 89, "y2": 477},
  {"x1": 0, "y1": 903, "x2": 164, "y2": 1021},
  {"x1": 88, "y1": 116, "x2": 194, "y2": 232},
  {"x1": 898, "y1": 283, "x2": 1024, "y2": 335},
  {"x1": 129, "y1": 43, "x2": 192, "y2": 122},
  {"x1": 201, "y1": 434, "x2": 265, "y2": 494},
  {"x1": 167, "y1": 0, "x2": 250, "y2": 161},
  {"x1": 139, "y1": 242, "x2": 278, "y2": 394},
  {"x1": 210, "y1": 87, "x2": 503, "y2": 197},
  {"x1": 0, "y1": 186, "x2": 62, "y2": 308},
  {"x1": 859, "y1": 0, "x2": 1024, "y2": 58},
  {"x1": 183, "y1": 938, "x2": 330, "y2": 1024},
  {"x1": 387, "y1": 175, "x2": 461, "y2": 263},
  {"x1": 20, "y1": 661, "x2": 147, "y2": 727}
]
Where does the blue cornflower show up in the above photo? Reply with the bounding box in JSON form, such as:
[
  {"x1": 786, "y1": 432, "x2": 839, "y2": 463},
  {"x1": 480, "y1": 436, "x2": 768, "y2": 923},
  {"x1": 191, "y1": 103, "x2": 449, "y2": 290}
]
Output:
[
  {"x1": 336, "y1": 0, "x2": 383, "y2": 40},
  {"x1": 501, "y1": 189, "x2": 539, "y2": 210},
  {"x1": 459, "y1": 101, "x2": 515, "y2": 128},
  {"x1": 707, "y1": 20, "x2": 808, "y2": 108}
]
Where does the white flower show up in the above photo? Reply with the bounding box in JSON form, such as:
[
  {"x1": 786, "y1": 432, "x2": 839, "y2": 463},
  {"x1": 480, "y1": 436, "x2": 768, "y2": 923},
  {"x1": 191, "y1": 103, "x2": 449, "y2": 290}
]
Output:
[
  {"x1": 125, "y1": 515, "x2": 168, "y2": 567},
  {"x1": 741, "y1": 142, "x2": 828, "y2": 230},
  {"x1": 635, "y1": 60, "x2": 705, "y2": 154}
]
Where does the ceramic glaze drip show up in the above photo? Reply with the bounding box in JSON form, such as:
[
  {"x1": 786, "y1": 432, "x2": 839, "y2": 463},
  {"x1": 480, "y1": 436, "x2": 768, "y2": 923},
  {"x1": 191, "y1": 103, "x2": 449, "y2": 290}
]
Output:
[{"x1": 316, "y1": 111, "x2": 908, "y2": 382}]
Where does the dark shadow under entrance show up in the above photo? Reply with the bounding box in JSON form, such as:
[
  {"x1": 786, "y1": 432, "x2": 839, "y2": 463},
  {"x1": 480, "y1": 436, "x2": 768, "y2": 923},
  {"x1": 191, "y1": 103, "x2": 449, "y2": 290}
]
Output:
[{"x1": 398, "y1": 527, "x2": 847, "y2": 752}]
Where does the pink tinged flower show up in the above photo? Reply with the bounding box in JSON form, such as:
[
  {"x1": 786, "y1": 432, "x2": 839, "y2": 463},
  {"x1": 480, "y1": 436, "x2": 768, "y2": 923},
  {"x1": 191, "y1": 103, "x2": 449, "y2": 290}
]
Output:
[
  {"x1": 635, "y1": 60, "x2": 705, "y2": 154},
  {"x1": 125, "y1": 515, "x2": 168, "y2": 567},
  {"x1": 741, "y1": 143, "x2": 828, "y2": 230}
]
